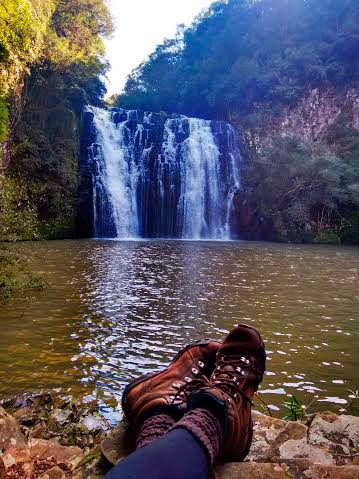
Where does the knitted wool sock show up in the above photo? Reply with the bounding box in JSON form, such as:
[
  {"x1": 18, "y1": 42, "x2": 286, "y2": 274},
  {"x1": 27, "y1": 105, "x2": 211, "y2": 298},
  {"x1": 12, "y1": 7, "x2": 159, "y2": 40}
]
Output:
[
  {"x1": 170, "y1": 408, "x2": 222, "y2": 464},
  {"x1": 136, "y1": 413, "x2": 177, "y2": 449}
]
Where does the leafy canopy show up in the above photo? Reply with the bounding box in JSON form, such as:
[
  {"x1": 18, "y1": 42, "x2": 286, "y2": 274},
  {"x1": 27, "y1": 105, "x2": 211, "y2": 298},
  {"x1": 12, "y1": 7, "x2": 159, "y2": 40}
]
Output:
[{"x1": 118, "y1": 0, "x2": 359, "y2": 119}]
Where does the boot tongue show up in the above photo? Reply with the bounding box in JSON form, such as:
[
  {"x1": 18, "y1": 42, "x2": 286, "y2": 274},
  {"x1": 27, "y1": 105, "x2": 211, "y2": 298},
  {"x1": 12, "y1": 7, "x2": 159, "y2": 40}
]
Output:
[{"x1": 219, "y1": 325, "x2": 262, "y2": 356}]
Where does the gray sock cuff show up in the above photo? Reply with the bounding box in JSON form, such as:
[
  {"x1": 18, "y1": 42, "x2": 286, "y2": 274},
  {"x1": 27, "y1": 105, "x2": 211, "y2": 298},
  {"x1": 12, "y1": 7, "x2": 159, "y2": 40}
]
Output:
[
  {"x1": 170, "y1": 408, "x2": 222, "y2": 464},
  {"x1": 136, "y1": 413, "x2": 176, "y2": 449}
]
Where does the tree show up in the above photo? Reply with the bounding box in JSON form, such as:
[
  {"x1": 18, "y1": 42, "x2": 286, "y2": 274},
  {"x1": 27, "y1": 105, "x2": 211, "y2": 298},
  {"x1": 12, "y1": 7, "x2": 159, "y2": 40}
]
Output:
[
  {"x1": 247, "y1": 137, "x2": 359, "y2": 241},
  {"x1": 117, "y1": 0, "x2": 359, "y2": 119}
]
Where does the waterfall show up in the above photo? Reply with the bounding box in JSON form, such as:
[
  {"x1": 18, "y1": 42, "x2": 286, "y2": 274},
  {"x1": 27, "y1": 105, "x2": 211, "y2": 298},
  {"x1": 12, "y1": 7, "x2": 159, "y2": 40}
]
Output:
[{"x1": 85, "y1": 107, "x2": 242, "y2": 240}]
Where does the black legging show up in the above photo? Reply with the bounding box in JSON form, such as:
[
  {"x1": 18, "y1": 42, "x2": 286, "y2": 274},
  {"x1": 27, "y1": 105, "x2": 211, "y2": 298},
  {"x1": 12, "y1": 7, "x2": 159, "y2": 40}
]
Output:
[{"x1": 104, "y1": 428, "x2": 210, "y2": 479}]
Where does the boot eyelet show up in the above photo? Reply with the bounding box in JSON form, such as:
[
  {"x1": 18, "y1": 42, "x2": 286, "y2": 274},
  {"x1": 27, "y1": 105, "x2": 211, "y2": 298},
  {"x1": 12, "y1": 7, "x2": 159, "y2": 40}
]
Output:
[
  {"x1": 192, "y1": 368, "x2": 199, "y2": 375},
  {"x1": 198, "y1": 361, "x2": 204, "y2": 368},
  {"x1": 227, "y1": 398, "x2": 231, "y2": 403},
  {"x1": 236, "y1": 367, "x2": 242, "y2": 373},
  {"x1": 173, "y1": 382, "x2": 181, "y2": 388},
  {"x1": 185, "y1": 377, "x2": 192, "y2": 383}
]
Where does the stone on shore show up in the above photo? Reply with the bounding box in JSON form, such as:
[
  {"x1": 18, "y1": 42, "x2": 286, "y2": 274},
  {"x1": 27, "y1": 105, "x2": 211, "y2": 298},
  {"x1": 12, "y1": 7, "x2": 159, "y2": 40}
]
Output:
[{"x1": 1, "y1": 393, "x2": 359, "y2": 478}]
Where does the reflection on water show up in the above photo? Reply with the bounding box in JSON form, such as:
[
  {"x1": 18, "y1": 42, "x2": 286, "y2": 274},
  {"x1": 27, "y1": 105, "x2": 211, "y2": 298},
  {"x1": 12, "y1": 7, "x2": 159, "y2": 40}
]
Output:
[{"x1": 0, "y1": 240, "x2": 358, "y2": 422}]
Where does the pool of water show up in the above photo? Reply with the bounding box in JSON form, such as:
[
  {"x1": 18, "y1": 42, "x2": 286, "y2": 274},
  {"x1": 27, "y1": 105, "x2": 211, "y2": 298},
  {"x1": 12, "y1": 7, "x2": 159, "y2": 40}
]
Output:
[{"x1": 0, "y1": 240, "x2": 358, "y2": 422}]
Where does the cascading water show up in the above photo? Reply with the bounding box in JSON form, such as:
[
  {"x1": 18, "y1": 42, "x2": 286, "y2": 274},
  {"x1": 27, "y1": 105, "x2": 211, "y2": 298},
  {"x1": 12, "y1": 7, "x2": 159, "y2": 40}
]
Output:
[{"x1": 85, "y1": 106, "x2": 242, "y2": 240}]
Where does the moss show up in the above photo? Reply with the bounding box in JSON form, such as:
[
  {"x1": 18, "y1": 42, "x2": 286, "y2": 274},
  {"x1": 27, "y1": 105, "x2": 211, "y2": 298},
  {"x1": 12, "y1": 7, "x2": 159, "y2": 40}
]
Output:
[{"x1": 314, "y1": 231, "x2": 341, "y2": 245}]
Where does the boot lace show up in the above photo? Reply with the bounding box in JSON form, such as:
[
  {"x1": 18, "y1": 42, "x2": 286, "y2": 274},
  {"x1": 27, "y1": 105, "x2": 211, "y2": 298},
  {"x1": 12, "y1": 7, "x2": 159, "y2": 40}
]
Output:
[
  {"x1": 170, "y1": 374, "x2": 211, "y2": 405},
  {"x1": 211, "y1": 353, "x2": 254, "y2": 405}
]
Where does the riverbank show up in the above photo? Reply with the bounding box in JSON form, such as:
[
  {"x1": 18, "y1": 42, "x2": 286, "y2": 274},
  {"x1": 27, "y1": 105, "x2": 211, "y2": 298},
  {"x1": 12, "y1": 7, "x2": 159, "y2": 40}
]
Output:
[{"x1": 1, "y1": 392, "x2": 358, "y2": 479}]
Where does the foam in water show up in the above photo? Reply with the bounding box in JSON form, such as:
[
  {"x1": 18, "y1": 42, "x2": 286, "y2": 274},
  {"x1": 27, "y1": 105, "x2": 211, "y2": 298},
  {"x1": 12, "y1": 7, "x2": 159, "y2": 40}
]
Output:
[{"x1": 87, "y1": 107, "x2": 241, "y2": 240}]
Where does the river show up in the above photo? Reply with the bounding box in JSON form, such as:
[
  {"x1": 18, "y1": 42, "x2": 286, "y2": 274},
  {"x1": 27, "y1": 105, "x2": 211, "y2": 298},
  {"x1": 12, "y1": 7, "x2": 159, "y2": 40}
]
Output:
[{"x1": 0, "y1": 240, "x2": 358, "y2": 423}]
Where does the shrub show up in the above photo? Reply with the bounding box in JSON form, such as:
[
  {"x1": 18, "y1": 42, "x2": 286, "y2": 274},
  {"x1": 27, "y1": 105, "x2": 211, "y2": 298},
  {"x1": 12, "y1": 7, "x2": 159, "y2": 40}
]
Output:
[
  {"x1": 0, "y1": 176, "x2": 39, "y2": 241},
  {"x1": 314, "y1": 231, "x2": 341, "y2": 245}
]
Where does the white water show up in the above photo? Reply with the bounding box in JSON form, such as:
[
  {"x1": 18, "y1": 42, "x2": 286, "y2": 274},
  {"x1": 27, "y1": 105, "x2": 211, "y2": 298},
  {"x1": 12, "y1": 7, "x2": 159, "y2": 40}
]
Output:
[
  {"x1": 178, "y1": 118, "x2": 222, "y2": 239},
  {"x1": 90, "y1": 107, "x2": 140, "y2": 238},
  {"x1": 87, "y1": 107, "x2": 241, "y2": 240}
]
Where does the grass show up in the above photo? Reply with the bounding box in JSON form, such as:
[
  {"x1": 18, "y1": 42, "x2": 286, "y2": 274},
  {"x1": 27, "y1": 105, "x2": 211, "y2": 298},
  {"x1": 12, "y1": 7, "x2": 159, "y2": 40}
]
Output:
[{"x1": 254, "y1": 388, "x2": 359, "y2": 421}]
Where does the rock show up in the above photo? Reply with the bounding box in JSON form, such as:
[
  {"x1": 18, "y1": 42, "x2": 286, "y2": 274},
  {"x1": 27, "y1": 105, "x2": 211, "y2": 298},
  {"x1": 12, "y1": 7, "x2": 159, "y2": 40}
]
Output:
[
  {"x1": 50, "y1": 409, "x2": 72, "y2": 426},
  {"x1": 12, "y1": 406, "x2": 41, "y2": 428},
  {"x1": 308, "y1": 413, "x2": 359, "y2": 455},
  {"x1": 215, "y1": 462, "x2": 288, "y2": 478},
  {"x1": 30, "y1": 421, "x2": 52, "y2": 440},
  {"x1": 278, "y1": 458, "x2": 311, "y2": 479},
  {"x1": 0, "y1": 406, "x2": 30, "y2": 467},
  {"x1": 255, "y1": 419, "x2": 334, "y2": 466},
  {"x1": 0, "y1": 458, "x2": 5, "y2": 479},
  {"x1": 101, "y1": 421, "x2": 135, "y2": 465},
  {"x1": 2, "y1": 392, "x2": 359, "y2": 479},
  {"x1": 0, "y1": 406, "x2": 28, "y2": 451},
  {"x1": 60, "y1": 422, "x2": 95, "y2": 448},
  {"x1": 1, "y1": 393, "x2": 51, "y2": 412},
  {"x1": 306, "y1": 464, "x2": 359, "y2": 478},
  {"x1": 29, "y1": 438, "x2": 83, "y2": 467},
  {"x1": 81, "y1": 413, "x2": 109, "y2": 433},
  {"x1": 248, "y1": 411, "x2": 288, "y2": 461},
  {"x1": 76, "y1": 445, "x2": 113, "y2": 479},
  {"x1": 38, "y1": 466, "x2": 66, "y2": 479}
]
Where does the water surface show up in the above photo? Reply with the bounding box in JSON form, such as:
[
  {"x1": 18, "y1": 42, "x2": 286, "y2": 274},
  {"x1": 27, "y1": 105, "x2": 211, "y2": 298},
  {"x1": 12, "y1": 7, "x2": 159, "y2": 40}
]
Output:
[{"x1": 0, "y1": 240, "x2": 358, "y2": 422}]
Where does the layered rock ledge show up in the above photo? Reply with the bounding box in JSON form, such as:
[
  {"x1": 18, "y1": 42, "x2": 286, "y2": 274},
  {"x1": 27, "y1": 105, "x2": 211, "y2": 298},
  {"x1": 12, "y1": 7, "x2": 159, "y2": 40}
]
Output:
[{"x1": 0, "y1": 393, "x2": 358, "y2": 479}]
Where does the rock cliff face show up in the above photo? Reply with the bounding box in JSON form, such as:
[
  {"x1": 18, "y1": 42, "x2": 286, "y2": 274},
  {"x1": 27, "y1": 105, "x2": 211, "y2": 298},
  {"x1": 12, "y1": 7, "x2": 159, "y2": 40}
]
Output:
[
  {"x1": 277, "y1": 88, "x2": 359, "y2": 140},
  {"x1": 248, "y1": 85, "x2": 359, "y2": 150},
  {"x1": 235, "y1": 85, "x2": 359, "y2": 242}
]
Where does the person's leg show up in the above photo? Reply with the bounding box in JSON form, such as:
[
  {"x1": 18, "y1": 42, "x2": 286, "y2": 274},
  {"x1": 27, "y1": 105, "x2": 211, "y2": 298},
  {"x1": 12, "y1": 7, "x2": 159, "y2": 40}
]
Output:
[
  {"x1": 110, "y1": 324, "x2": 266, "y2": 478},
  {"x1": 104, "y1": 427, "x2": 210, "y2": 479},
  {"x1": 136, "y1": 413, "x2": 176, "y2": 449}
]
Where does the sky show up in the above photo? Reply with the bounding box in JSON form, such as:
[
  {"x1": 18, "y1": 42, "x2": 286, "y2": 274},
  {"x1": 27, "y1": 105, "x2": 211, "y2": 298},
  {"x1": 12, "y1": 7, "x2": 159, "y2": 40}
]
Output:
[{"x1": 104, "y1": 0, "x2": 214, "y2": 97}]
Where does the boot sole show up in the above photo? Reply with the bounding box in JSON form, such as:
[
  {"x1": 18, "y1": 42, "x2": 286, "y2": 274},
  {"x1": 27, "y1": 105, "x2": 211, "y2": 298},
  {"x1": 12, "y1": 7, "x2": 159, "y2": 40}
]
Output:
[{"x1": 122, "y1": 339, "x2": 221, "y2": 417}]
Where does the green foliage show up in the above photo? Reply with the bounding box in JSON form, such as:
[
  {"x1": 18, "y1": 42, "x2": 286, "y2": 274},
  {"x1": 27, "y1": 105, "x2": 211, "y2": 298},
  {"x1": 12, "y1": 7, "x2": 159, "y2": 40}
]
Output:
[
  {"x1": 282, "y1": 395, "x2": 305, "y2": 421},
  {"x1": 326, "y1": 110, "x2": 359, "y2": 167},
  {"x1": 118, "y1": 0, "x2": 359, "y2": 119},
  {"x1": 45, "y1": 0, "x2": 113, "y2": 69},
  {"x1": 0, "y1": 0, "x2": 113, "y2": 240},
  {"x1": 0, "y1": 96, "x2": 9, "y2": 142},
  {"x1": 7, "y1": 63, "x2": 102, "y2": 239},
  {"x1": 0, "y1": 244, "x2": 45, "y2": 300},
  {"x1": 314, "y1": 231, "x2": 341, "y2": 244},
  {"x1": 0, "y1": 0, "x2": 54, "y2": 96},
  {"x1": 341, "y1": 213, "x2": 359, "y2": 244},
  {"x1": 0, "y1": 176, "x2": 39, "y2": 241},
  {"x1": 0, "y1": 0, "x2": 112, "y2": 99},
  {"x1": 246, "y1": 137, "x2": 359, "y2": 242}
]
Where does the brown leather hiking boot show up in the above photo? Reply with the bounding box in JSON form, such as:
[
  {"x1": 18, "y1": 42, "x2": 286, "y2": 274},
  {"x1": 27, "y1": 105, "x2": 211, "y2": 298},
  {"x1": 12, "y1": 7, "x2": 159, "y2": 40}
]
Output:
[
  {"x1": 122, "y1": 339, "x2": 221, "y2": 428},
  {"x1": 188, "y1": 324, "x2": 266, "y2": 461}
]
